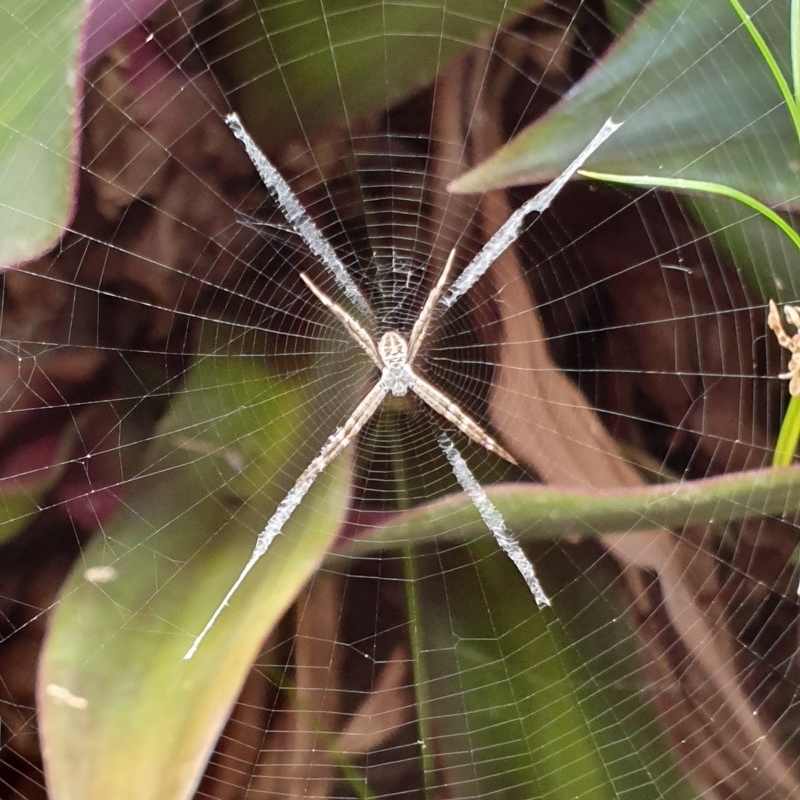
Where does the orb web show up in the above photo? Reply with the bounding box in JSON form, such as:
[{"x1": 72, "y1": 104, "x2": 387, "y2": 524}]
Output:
[{"x1": 0, "y1": 2, "x2": 798, "y2": 799}]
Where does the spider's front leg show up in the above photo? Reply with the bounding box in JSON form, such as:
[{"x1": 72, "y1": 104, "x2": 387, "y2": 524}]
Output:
[
  {"x1": 300, "y1": 272, "x2": 381, "y2": 369},
  {"x1": 226, "y1": 113, "x2": 370, "y2": 315},
  {"x1": 407, "y1": 247, "x2": 456, "y2": 361}
]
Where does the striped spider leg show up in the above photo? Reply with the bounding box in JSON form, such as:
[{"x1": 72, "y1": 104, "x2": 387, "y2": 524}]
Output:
[{"x1": 185, "y1": 113, "x2": 623, "y2": 658}]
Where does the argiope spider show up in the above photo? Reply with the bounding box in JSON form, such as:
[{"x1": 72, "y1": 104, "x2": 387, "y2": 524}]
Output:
[
  {"x1": 184, "y1": 113, "x2": 620, "y2": 659},
  {"x1": 299, "y1": 249, "x2": 517, "y2": 465}
]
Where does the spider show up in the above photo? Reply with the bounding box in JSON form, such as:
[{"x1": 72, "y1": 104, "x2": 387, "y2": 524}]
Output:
[
  {"x1": 769, "y1": 299, "x2": 800, "y2": 396},
  {"x1": 298, "y1": 249, "x2": 517, "y2": 465},
  {"x1": 184, "y1": 113, "x2": 620, "y2": 659}
]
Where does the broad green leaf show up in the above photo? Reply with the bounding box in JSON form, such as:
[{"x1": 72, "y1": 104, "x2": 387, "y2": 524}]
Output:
[
  {"x1": 340, "y1": 465, "x2": 800, "y2": 553},
  {"x1": 0, "y1": 486, "x2": 47, "y2": 544},
  {"x1": 0, "y1": 1, "x2": 85, "y2": 265},
  {"x1": 451, "y1": 0, "x2": 800, "y2": 210},
  {"x1": 39, "y1": 350, "x2": 354, "y2": 800},
  {"x1": 408, "y1": 539, "x2": 697, "y2": 799},
  {"x1": 0, "y1": 461, "x2": 61, "y2": 545},
  {"x1": 220, "y1": 0, "x2": 537, "y2": 149},
  {"x1": 606, "y1": 0, "x2": 646, "y2": 34}
]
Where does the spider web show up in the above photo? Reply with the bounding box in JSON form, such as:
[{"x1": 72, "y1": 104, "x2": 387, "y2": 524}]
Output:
[{"x1": 1, "y1": 1, "x2": 799, "y2": 799}]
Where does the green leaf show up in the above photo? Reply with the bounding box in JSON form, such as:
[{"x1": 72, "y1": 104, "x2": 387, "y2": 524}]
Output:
[
  {"x1": 408, "y1": 539, "x2": 697, "y2": 799},
  {"x1": 39, "y1": 350, "x2": 353, "y2": 800},
  {"x1": 774, "y1": 395, "x2": 800, "y2": 466},
  {"x1": 579, "y1": 171, "x2": 800, "y2": 251},
  {"x1": 686, "y1": 194, "x2": 800, "y2": 298},
  {"x1": 0, "y1": 448, "x2": 63, "y2": 544},
  {"x1": 578, "y1": 168, "x2": 800, "y2": 296},
  {"x1": 340, "y1": 466, "x2": 800, "y2": 553},
  {"x1": 0, "y1": 0, "x2": 84, "y2": 265},
  {"x1": 451, "y1": 0, "x2": 800, "y2": 210},
  {"x1": 0, "y1": 480, "x2": 50, "y2": 545},
  {"x1": 220, "y1": 0, "x2": 537, "y2": 149}
]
